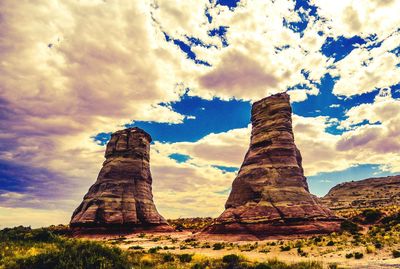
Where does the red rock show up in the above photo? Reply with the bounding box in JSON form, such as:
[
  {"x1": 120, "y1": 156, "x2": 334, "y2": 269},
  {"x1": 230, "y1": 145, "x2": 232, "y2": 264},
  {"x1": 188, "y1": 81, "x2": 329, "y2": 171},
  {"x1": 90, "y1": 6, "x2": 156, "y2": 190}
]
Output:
[
  {"x1": 203, "y1": 93, "x2": 341, "y2": 239},
  {"x1": 321, "y1": 175, "x2": 400, "y2": 210},
  {"x1": 70, "y1": 127, "x2": 172, "y2": 234}
]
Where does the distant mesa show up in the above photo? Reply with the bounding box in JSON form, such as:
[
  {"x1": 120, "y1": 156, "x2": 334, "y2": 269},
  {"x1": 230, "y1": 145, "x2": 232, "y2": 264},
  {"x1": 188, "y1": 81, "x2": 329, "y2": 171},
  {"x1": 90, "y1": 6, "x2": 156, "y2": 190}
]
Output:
[
  {"x1": 70, "y1": 127, "x2": 172, "y2": 235},
  {"x1": 321, "y1": 175, "x2": 400, "y2": 210},
  {"x1": 203, "y1": 93, "x2": 342, "y2": 240}
]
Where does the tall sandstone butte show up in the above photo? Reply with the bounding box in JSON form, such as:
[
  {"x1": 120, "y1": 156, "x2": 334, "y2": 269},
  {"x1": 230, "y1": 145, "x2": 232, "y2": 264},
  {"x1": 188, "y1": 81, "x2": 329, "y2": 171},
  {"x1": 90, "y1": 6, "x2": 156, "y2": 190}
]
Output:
[
  {"x1": 70, "y1": 127, "x2": 172, "y2": 234},
  {"x1": 205, "y1": 93, "x2": 341, "y2": 239}
]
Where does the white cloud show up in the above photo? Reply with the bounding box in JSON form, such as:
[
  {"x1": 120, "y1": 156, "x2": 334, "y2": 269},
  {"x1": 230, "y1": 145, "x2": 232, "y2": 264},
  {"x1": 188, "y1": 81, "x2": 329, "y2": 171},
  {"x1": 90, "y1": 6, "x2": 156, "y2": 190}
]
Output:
[
  {"x1": 331, "y1": 33, "x2": 400, "y2": 96},
  {"x1": 313, "y1": 0, "x2": 400, "y2": 37}
]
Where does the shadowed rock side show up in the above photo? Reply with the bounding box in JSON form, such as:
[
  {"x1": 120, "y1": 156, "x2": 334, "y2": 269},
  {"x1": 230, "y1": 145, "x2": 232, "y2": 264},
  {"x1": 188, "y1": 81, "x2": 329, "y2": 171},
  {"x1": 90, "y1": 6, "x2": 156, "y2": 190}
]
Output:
[
  {"x1": 321, "y1": 175, "x2": 400, "y2": 210},
  {"x1": 204, "y1": 93, "x2": 341, "y2": 239},
  {"x1": 70, "y1": 127, "x2": 172, "y2": 234}
]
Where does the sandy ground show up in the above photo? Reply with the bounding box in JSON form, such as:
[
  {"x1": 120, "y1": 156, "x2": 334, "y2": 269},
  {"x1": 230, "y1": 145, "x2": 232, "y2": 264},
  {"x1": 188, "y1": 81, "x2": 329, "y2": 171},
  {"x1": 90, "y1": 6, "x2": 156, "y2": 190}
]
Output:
[{"x1": 80, "y1": 231, "x2": 400, "y2": 269}]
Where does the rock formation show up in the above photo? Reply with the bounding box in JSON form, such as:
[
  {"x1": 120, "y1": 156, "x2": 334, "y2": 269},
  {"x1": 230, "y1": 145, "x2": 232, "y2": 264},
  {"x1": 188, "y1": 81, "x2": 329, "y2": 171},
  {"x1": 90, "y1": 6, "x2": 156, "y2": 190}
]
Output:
[
  {"x1": 70, "y1": 127, "x2": 172, "y2": 234},
  {"x1": 321, "y1": 175, "x2": 400, "y2": 210},
  {"x1": 204, "y1": 93, "x2": 341, "y2": 239}
]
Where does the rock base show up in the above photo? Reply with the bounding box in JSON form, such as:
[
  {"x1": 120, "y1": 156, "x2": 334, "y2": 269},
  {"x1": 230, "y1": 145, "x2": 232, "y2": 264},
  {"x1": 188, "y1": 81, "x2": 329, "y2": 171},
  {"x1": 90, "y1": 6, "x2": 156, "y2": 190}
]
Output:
[
  {"x1": 70, "y1": 223, "x2": 174, "y2": 237},
  {"x1": 202, "y1": 220, "x2": 342, "y2": 241}
]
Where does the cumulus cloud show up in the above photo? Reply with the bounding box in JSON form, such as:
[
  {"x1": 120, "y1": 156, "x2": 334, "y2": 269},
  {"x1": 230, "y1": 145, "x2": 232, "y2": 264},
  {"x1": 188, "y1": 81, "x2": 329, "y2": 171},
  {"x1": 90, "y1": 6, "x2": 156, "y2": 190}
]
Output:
[
  {"x1": 331, "y1": 31, "x2": 400, "y2": 96},
  {"x1": 198, "y1": 51, "x2": 278, "y2": 99},
  {"x1": 313, "y1": 0, "x2": 400, "y2": 37},
  {"x1": 294, "y1": 92, "x2": 400, "y2": 175}
]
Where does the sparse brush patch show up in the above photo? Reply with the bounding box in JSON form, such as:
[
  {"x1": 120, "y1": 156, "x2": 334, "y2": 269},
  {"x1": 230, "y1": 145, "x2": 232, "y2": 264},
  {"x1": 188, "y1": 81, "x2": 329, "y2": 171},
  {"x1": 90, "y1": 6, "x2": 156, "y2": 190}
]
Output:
[
  {"x1": 354, "y1": 252, "x2": 364, "y2": 259},
  {"x1": 168, "y1": 217, "x2": 214, "y2": 232},
  {"x1": 297, "y1": 247, "x2": 307, "y2": 257},
  {"x1": 139, "y1": 254, "x2": 154, "y2": 266},
  {"x1": 239, "y1": 243, "x2": 257, "y2": 252},
  {"x1": 366, "y1": 245, "x2": 376, "y2": 253},
  {"x1": 201, "y1": 243, "x2": 211, "y2": 248},
  {"x1": 137, "y1": 233, "x2": 146, "y2": 238},
  {"x1": 212, "y1": 242, "x2": 225, "y2": 250},
  {"x1": 163, "y1": 253, "x2": 174, "y2": 262},
  {"x1": 313, "y1": 236, "x2": 322, "y2": 243},
  {"x1": 222, "y1": 254, "x2": 241, "y2": 264},
  {"x1": 328, "y1": 263, "x2": 339, "y2": 269},
  {"x1": 392, "y1": 250, "x2": 400, "y2": 258},
  {"x1": 374, "y1": 241, "x2": 383, "y2": 249},
  {"x1": 128, "y1": 245, "x2": 144, "y2": 250},
  {"x1": 362, "y1": 209, "x2": 383, "y2": 224},
  {"x1": 341, "y1": 220, "x2": 362, "y2": 235},
  {"x1": 259, "y1": 247, "x2": 270, "y2": 253},
  {"x1": 17, "y1": 239, "x2": 130, "y2": 269},
  {"x1": 178, "y1": 253, "x2": 193, "y2": 263},
  {"x1": 5, "y1": 220, "x2": 400, "y2": 269},
  {"x1": 148, "y1": 246, "x2": 162, "y2": 253},
  {"x1": 345, "y1": 253, "x2": 353, "y2": 259},
  {"x1": 280, "y1": 245, "x2": 291, "y2": 251}
]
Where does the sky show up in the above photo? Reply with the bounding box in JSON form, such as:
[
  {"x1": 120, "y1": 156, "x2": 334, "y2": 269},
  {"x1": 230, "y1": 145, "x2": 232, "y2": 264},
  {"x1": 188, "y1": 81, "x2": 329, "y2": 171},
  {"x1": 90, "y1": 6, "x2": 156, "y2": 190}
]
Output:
[{"x1": 0, "y1": 0, "x2": 400, "y2": 228}]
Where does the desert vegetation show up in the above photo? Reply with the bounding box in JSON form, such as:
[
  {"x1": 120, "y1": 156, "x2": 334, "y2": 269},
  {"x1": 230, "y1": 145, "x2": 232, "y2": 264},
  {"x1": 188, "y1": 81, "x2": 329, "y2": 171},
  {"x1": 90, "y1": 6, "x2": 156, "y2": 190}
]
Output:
[
  {"x1": 2, "y1": 208, "x2": 400, "y2": 268},
  {"x1": 0, "y1": 226, "x2": 324, "y2": 269}
]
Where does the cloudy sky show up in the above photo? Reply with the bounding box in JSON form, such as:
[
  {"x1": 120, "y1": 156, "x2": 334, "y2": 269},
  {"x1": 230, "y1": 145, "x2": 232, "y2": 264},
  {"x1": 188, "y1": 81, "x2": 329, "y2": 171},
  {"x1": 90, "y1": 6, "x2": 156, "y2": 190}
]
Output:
[{"x1": 1, "y1": 0, "x2": 400, "y2": 228}]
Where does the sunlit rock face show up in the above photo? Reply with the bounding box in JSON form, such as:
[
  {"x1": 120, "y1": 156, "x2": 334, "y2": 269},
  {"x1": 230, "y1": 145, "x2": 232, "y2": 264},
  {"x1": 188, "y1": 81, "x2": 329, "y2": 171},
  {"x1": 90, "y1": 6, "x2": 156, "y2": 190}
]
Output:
[
  {"x1": 70, "y1": 127, "x2": 171, "y2": 234},
  {"x1": 205, "y1": 93, "x2": 341, "y2": 239},
  {"x1": 321, "y1": 175, "x2": 400, "y2": 210}
]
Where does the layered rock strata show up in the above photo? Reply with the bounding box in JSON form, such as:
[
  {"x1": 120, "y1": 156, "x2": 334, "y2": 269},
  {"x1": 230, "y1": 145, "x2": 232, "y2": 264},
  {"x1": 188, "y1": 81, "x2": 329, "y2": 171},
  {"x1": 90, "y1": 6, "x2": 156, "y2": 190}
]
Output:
[
  {"x1": 321, "y1": 175, "x2": 400, "y2": 210},
  {"x1": 204, "y1": 93, "x2": 341, "y2": 239},
  {"x1": 70, "y1": 127, "x2": 171, "y2": 234}
]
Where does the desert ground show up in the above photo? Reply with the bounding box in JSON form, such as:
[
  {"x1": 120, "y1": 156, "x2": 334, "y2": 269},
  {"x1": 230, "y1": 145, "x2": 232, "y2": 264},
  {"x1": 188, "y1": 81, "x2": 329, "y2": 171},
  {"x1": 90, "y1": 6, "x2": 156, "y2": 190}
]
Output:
[{"x1": 2, "y1": 207, "x2": 400, "y2": 268}]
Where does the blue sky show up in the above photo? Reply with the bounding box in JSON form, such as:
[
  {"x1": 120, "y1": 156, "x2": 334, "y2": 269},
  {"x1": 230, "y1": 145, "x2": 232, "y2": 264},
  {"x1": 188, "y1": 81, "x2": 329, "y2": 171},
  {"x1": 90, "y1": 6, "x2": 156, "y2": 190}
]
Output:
[{"x1": 0, "y1": 0, "x2": 400, "y2": 227}]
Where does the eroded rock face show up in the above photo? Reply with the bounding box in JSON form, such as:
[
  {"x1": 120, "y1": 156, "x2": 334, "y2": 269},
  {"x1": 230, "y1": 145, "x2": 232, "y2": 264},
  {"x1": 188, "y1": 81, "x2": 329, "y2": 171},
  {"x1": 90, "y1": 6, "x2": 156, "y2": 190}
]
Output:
[
  {"x1": 321, "y1": 175, "x2": 400, "y2": 210},
  {"x1": 70, "y1": 127, "x2": 171, "y2": 234},
  {"x1": 204, "y1": 93, "x2": 341, "y2": 239}
]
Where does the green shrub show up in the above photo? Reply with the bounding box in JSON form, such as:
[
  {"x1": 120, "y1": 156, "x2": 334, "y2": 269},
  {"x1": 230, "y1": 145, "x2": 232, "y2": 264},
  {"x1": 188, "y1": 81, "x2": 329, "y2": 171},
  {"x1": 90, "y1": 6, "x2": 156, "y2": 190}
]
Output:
[
  {"x1": 374, "y1": 242, "x2": 383, "y2": 249},
  {"x1": 15, "y1": 240, "x2": 130, "y2": 269},
  {"x1": 345, "y1": 253, "x2": 353, "y2": 259},
  {"x1": 148, "y1": 247, "x2": 159, "y2": 253},
  {"x1": 280, "y1": 245, "x2": 291, "y2": 251},
  {"x1": 163, "y1": 253, "x2": 175, "y2": 262},
  {"x1": 128, "y1": 245, "x2": 143, "y2": 250},
  {"x1": 213, "y1": 243, "x2": 224, "y2": 250},
  {"x1": 354, "y1": 252, "x2": 364, "y2": 259},
  {"x1": 362, "y1": 209, "x2": 383, "y2": 223},
  {"x1": 341, "y1": 220, "x2": 361, "y2": 235},
  {"x1": 297, "y1": 247, "x2": 307, "y2": 257},
  {"x1": 392, "y1": 250, "x2": 400, "y2": 258},
  {"x1": 313, "y1": 236, "x2": 322, "y2": 243},
  {"x1": 222, "y1": 254, "x2": 240, "y2": 264},
  {"x1": 179, "y1": 253, "x2": 193, "y2": 263}
]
